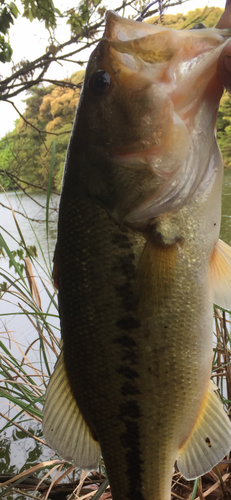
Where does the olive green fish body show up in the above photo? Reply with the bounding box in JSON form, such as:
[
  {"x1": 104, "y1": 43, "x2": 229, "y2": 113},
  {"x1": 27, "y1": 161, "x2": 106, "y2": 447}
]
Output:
[
  {"x1": 54, "y1": 144, "x2": 222, "y2": 500},
  {"x1": 43, "y1": 12, "x2": 231, "y2": 500},
  {"x1": 58, "y1": 186, "x2": 147, "y2": 498}
]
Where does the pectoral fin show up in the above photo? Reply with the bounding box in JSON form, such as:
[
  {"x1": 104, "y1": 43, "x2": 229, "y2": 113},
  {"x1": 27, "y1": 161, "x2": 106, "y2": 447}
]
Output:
[
  {"x1": 177, "y1": 381, "x2": 231, "y2": 480},
  {"x1": 210, "y1": 239, "x2": 231, "y2": 310},
  {"x1": 43, "y1": 352, "x2": 101, "y2": 469}
]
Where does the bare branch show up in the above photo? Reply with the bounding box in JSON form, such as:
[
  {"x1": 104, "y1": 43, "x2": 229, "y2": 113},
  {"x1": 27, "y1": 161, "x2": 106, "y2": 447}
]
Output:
[
  {"x1": 0, "y1": 201, "x2": 49, "y2": 222},
  {"x1": 0, "y1": 0, "x2": 146, "y2": 100},
  {"x1": 0, "y1": 170, "x2": 59, "y2": 199},
  {"x1": 6, "y1": 100, "x2": 72, "y2": 136}
]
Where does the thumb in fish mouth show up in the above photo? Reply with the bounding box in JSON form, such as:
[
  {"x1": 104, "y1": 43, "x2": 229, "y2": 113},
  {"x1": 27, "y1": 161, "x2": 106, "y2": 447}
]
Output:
[
  {"x1": 217, "y1": 41, "x2": 231, "y2": 93},
  {"x1": 216, "y1": 0, "x2": 231, "y2": 92}
]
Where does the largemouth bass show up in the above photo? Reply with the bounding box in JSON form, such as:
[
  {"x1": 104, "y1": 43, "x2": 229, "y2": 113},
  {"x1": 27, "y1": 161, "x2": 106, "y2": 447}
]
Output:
[{"x1": 43, "y1": 12, "x2": 231, "y2": 500}]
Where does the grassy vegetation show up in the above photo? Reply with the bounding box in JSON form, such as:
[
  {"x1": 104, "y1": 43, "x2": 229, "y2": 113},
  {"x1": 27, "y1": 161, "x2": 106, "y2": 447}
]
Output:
[{"x1": 0, "y1": 164, "x2": 110, "y2": 499}]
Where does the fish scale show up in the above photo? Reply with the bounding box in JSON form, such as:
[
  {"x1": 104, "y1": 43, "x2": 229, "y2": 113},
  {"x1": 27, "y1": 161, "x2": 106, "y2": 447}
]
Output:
[
  {"x1": 43, "y1": 11, "x2": 231, "y2": 500},
  {"x1": 57, "y1": 200, "x2": 177, "y2": 500},
  {"x1": 55, "y1": 191, "x2": 212, "y2": 500},
  {"x1": 59, "y1": 193, "x2": 147, "y2": 499}
]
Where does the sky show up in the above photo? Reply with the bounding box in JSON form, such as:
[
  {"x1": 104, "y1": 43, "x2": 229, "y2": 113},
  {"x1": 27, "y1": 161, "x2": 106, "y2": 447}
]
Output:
[{"x1": 0, "y1": 0, "x2": 227, "y2": 138}]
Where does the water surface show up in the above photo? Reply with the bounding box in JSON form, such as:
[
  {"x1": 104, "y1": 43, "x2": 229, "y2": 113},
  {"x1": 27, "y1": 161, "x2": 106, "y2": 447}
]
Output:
[{"x1": 0, "y1": 191, "x2": 60, "y2": 479}]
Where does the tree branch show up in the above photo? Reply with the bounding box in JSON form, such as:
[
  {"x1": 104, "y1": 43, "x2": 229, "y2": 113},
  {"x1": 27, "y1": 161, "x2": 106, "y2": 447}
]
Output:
[
  {"x1": 0, "y1": 0, "x2": 147, "y2": 100},
  {"x1": 6, "y1": 100, "x2": 72, "y2": 136},
  {"x1": 0, "y1": 170, "x2": 59, "y2": 200}
]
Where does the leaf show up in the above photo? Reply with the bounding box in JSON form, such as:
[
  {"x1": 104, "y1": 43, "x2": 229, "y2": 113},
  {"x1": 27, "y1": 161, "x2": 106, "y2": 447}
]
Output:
[
  {"x1": 0, "y1": 233, "x2": 26, "y2": 282},
  {"x1": 91, "y1": 478, "x2": 109, "y2": 500},
  {"x1": 46, "y1": 140, "x2": 56, "y2": 270},
  {"x1": 9, "y1": 2, "x2": 19, "y2": 19},
  {"x1": 0, "y1": 37, "x2": 12, "y2": 62},
  {"x1": 190, "y1": 478, "x2": 199, "y2": 500}
]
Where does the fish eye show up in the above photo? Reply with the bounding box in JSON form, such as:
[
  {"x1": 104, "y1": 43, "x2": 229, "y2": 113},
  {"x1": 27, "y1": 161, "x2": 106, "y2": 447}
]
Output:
[{"x1": 88, "y1": 70, "x2": 111, "y2": 96}]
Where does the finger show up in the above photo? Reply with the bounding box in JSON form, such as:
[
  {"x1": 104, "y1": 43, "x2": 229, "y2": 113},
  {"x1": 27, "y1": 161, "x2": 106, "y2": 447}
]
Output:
[
  {"x1": 216, "y1": 0, "x2": 231, "y2": 28},
  {"x1": 217, "y1": 41, "x2": 231, "y2": 92}
]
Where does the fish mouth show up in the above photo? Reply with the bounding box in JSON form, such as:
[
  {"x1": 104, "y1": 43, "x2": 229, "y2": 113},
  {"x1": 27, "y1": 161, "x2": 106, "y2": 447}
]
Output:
[
  {"x1": 83, "y1": 13, "x2": 231, "y2": 226},
  {"x1": 103, "y1": 11, "x2": 229, "y2": 105},
  {"x1": 101, "y1": 11, "x2": 228, "y2": 164},
  {"x1": 104, "y1": 10, "x2": 231, "y2": 57},
  {"x1": 99, "y1": 12, "x2": 230, "y2": 223}
]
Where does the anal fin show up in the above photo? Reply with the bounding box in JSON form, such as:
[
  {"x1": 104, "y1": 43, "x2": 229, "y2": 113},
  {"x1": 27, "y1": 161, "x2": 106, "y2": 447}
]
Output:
[
  {"x1": 177, "y1": 381, "x2": 231, "y2": 480},
  {"x1": 43, "y1": 352, "x2": 101, "y2": 469},
  {"x1": 210, "y1": 238, "x2": 231, "y2": 310}
]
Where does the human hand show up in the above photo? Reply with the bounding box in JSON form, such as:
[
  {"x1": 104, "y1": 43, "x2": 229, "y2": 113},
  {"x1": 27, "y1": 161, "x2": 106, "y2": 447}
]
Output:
[{"x1": 216, "y1": 0, "x2": 231, "y2": 92}]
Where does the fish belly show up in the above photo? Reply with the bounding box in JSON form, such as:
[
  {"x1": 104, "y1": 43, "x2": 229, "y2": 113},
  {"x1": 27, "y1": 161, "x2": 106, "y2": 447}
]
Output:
[{"x1": 57, "y1": 189, "x2": 213, "y2": 500}]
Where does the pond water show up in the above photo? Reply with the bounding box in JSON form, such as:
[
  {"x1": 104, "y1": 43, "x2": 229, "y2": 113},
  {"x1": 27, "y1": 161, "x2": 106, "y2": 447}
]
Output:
[
  {"x1": 0, "y1": 191, "x2": 60, "y2": 347},
  {"x1": 0, "y1": 168, "x2": 230, "y2": 486},
  {"x1": 0, "y1": 190, "x2": 60, "y2": 479}
]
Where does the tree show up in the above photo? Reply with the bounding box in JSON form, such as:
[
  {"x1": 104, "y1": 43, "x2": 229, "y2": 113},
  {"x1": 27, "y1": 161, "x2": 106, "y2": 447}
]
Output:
[
  {"x1": 0, "y1": 0, "x2": 191, "y2": 101},
  {"x1": 0, "y1": 3, "x2": 227, "y2": 192},
  {"x1": 0, "y1": 0, "x2": 192, "y2": 192},
  {"x1": 217, "y1": 91, "x2": 231, "y2": 168},
  {"x1": 0, "y1": 71, "x2": 84, "y2": 190}
]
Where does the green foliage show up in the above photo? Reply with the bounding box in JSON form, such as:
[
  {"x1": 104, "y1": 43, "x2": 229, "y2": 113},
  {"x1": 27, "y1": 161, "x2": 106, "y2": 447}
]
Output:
[
  {"x1": 0, "y1": 0, "x2": 111, "y2": 66},
  {"x1": 0, "y1": 35, "x2": 12, "y2": 63},
  {"x1": 0, "y1": 3, "x2": 18, "y2": 34},
  {"x1": 0, "y1": 4, "x2": 230, "y2": 192},
  {"x1": 0, "y1": 0, "x2": 60, "y2": 62},
  {"x1": 21, "y1": 0, "x2": 58, "y2": 29},
  {"x1": 5, "y1": 244, "x2": 37, "y2": 275},
  {"x1": 149, "y1": 6, "x2": 223, "y2": 29},
  {"x1": 67, "y1": 0, "x2": 103, "y2": 37},
  {"x1": 0, "y1": 2, "x2": 19, "y2": 62},
  {"x1": 0, "y1": 71, "x2": 84, "y2": 191},
  {"x1": 217, "y1": 92, "x2": 231, "y2": 168},
  {"x1": 0, "y1": 5, "x2": 230, "y2": 193}
]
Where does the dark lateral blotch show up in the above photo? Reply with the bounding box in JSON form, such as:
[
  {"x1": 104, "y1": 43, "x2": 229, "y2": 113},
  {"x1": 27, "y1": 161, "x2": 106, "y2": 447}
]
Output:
[
  {"x1": 122, "y1": 349, "x2": 138, "y2": 365},
  {"x1": 116, "y1": 317, "x2": 141, "y2": 330},
  {"x1": 121, "y1": 382, "x2": 140, "y2": 396},
  {"x1": 120, "y1": 421, "x2": 145, "y2": 500},
  {"x1": 119, "y1": 400, "x2": 141, "y2": 419},
  {"x1": 114, "y1": 335, "x2": 137, "y2": 347},
  {"x1": 117, "y1": 366, "x2": 139, "y2": 379}
]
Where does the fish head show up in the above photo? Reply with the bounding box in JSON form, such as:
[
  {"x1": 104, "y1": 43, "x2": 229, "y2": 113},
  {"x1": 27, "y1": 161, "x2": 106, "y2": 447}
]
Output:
[{"x1": 70, "y1": 12, "x2": 230, "y2": 227}]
